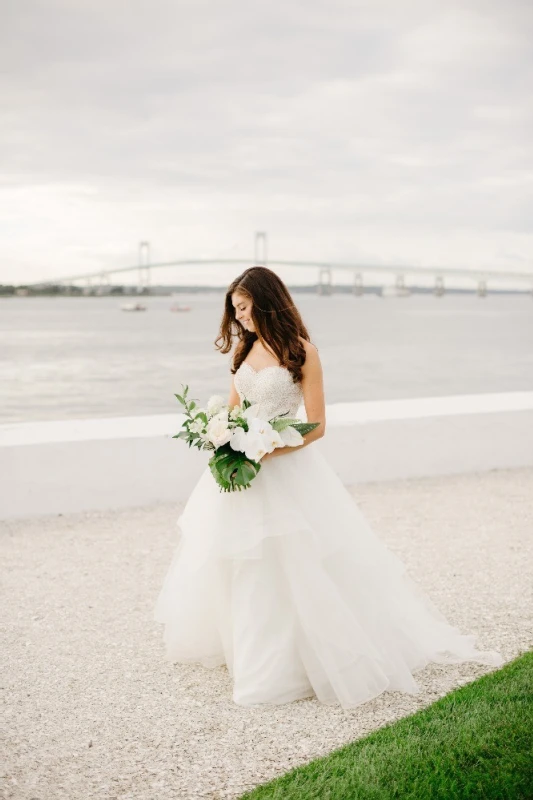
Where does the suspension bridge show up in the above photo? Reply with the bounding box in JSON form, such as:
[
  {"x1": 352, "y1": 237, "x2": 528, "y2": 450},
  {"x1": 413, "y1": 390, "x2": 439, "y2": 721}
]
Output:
[{"x1": 30, "y1": 233, "x2": 533, "y2": 297}]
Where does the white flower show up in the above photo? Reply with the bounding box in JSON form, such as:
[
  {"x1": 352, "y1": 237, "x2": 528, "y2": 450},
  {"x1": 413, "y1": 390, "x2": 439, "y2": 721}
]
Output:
[
  {"x1": 206, "y1": 416, "x2": 232, "y2": 448},
  {"x1": 233, "y1": 428, "x2": 268, "y2": 462},
  {"x1": 229, "y1": 406, "x2": 242, "y2": 421},
  {"x1": 189, "y1": 419, "x2": 205, "y2": 435},
  {"x1": 229, "y1": 413, "x2": 284, "y2": 462},
  {"x1": 207, "y1": 395, "x2": 225, "y2": 416},
  {"x1": 248, "y1": 418, "x2": 284, "y2": 453},
  {"x1": 279, "y1": 426, "x2": 304, "y2": 447},
  {"x1": 244, "y1": 434, "x2": 268, "y2": 462},
  {"x1": 242, "y1": 403, "x2": 262, "y2": 422},
  {"x1": 229, "y1": 426, "x2": 248, "y2": 453}
]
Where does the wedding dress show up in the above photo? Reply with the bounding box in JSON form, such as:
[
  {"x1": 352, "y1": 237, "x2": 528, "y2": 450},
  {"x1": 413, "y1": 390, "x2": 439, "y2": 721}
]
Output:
[{"x1": 153, "y1": 362, "x2": 503, "y2": 708}]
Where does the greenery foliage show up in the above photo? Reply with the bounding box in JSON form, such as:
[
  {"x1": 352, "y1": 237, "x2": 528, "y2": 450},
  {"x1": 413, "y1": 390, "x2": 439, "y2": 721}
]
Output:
[{"x1": 239, "y1": 652, "x2": 533, "y2": 800}]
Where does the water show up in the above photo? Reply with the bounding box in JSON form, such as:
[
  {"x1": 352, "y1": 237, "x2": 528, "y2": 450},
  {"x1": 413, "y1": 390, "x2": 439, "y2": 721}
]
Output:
[{"x1": 1, "y1": 293, "x2": 532, "y2": 424}]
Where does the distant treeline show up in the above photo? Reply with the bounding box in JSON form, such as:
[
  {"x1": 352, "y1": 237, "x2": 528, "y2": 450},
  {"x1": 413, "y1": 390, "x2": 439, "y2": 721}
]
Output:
[
  {"x1": 1, "y1": 284, "x2": 133, "y2": 297},
  {"x1": 0, "y1": 283, "x2": 528, "y2": 297}
]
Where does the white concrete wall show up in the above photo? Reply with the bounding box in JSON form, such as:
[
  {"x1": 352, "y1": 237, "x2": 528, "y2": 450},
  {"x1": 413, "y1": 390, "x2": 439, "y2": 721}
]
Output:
[{"x1": 1, "y1": 392, "x2": 532, "y2": 520}]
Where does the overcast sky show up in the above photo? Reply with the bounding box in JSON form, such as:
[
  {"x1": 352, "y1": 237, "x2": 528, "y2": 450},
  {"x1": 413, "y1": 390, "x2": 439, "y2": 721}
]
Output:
[{"x1": 2, "y1": 0, "x2": 532, "y2": 286}]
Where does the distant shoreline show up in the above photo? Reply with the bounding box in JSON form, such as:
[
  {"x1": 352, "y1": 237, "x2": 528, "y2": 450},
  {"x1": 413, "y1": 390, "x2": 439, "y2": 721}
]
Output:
[{"x1": 2, "y1": 284, "x2": 531, "y2": 297}]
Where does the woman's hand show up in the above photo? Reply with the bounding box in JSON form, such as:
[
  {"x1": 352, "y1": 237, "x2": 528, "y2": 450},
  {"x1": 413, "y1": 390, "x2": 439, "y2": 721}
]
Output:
[
  {"x1": 261, "y1": 449, "x2": 282, "y2": 462},
  {"x1": 261, "y1": 446, "x2": 291, "y2": 463}
]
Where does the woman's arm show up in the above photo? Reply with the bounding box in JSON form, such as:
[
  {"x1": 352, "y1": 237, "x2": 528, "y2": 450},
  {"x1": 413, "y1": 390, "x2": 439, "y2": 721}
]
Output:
[
  {"x1": 263, "y1": 342, "x2": 326, "y2": 460},
  {"x1": 228, "y1": 378, "x2": 240, "y2": 410}
]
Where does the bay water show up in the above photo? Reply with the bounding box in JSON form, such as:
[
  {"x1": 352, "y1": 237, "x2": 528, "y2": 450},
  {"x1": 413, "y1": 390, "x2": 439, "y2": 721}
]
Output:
[{"x1": 1, "y1": 292, "x2": 532, "y2": 424}]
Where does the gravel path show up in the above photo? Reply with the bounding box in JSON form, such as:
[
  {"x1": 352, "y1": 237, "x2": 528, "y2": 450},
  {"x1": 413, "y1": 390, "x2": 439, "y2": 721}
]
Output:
[{"x1": 2, "y1": 467, "x2": 532, "y2": 800}]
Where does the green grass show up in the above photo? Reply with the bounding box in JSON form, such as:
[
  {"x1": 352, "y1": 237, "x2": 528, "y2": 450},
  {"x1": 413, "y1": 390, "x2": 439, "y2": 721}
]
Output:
[{"x1": 239, "y1": 652, "x2": 533, "y2": 800}]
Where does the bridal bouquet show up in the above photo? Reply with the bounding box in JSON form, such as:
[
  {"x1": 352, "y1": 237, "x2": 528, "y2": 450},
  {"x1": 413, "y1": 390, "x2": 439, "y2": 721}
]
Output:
[{"x1": 173, "y1": 384, "x2": 319, "y2": 492}]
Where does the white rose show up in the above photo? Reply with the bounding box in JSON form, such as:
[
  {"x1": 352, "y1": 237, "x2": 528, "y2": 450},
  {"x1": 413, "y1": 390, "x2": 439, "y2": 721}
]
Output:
[
  {"x1": 207, "y1": 395, "x2": 225, "y2": 416},
  {"x1": 206, "y1": 417, "x2": 232, "y2": 448}
]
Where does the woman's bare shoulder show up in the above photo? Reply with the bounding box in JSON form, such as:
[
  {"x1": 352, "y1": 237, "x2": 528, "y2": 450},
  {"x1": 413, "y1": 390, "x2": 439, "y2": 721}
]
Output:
[
  {"x1": 298, "y1": 336, "x2": 319, "y2": 356},
  {"x1": 298, "y1": 338, "x2": 321, "y2": 374}
]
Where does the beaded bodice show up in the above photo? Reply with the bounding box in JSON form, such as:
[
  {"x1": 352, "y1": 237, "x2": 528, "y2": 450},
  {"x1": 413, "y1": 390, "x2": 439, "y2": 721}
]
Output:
[{"x1": 234, "y1": 363, "x2": 304, "y2": 420}]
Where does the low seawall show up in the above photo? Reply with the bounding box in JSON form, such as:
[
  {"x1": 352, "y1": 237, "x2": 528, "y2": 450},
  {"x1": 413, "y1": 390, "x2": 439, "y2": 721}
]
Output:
[{"x1": 1, "y1": 391, "x2": 532, "y2": 519}]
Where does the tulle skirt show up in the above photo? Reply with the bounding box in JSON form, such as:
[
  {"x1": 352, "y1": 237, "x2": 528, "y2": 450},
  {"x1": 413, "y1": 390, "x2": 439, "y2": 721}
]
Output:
[{"x1": 153, "y1": 444, "x2": 503, "y2": 708}]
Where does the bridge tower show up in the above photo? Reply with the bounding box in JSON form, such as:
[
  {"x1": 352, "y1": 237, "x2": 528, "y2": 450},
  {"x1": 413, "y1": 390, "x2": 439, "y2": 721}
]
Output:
[
  {"x1": 96, "y1": 272, "x2": 111, "y2": 296},
  {"x1": 434, "y1": 276, "x2": 445, "y2": 297},
  {"x1": 254, "y1": 232, "x2": 267, "y2": 265},
  {"x1": 353, "y1": 272, "x2": 364, "y2": 296},
  {"x1": 83, "y1": 275, "x2": 93, "y2": 296},
  {"x1": 318, "y1": 267, "x2": 332, "y2": 296},
  {"x1": 138, "y1": 241, "x2": 151, "y2": 293}
]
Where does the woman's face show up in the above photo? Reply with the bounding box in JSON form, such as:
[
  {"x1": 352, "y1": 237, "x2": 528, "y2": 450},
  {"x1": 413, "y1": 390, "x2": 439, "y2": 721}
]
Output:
[{"x1": 231, "y1": 291, "x2": 255, "y2": 332}]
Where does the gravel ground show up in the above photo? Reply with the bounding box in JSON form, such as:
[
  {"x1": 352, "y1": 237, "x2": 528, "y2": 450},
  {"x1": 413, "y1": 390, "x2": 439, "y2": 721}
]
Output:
[{"x1": 2, "y1": 467, "x2": 532, "y2": 800}]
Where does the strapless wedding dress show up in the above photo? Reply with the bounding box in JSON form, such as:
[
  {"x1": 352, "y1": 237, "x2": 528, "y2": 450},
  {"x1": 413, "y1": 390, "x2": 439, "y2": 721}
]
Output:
[{"x1": 153, "y1": 363, "x2": 503, "y2": 708}]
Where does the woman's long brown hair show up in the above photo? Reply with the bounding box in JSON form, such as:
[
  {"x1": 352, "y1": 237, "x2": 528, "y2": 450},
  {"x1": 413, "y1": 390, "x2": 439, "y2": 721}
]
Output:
[{"x1": 214, "y1": 266, "x2": 312, "y2": 383}]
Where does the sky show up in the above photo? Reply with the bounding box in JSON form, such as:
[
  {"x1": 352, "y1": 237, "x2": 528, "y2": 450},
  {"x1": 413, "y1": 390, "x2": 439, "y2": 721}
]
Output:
[{"x1": 1, "y1": 0, "x2": 533, "y2": 288}]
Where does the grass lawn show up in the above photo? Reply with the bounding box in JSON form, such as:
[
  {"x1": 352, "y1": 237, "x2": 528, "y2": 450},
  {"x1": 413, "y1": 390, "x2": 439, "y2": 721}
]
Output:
[{"x1": 239, "y1": 651, "x2": 533, "y2": 800}]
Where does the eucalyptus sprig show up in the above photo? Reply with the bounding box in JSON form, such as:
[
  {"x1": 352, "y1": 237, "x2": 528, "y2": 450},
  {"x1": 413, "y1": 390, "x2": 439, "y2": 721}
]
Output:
[{"x1": 173, "y1": 384, "x2": 214, "y2": 451}]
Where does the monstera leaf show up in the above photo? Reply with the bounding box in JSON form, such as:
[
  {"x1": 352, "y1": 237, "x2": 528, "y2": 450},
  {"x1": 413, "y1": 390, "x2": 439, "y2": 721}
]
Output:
[{"x1": 208, "y1": 444, "x2": 262, "y2": 492}]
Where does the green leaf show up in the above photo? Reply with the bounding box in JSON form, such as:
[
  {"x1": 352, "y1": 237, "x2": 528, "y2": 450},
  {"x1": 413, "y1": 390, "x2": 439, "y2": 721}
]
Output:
[
  {"x1": 271, "y1": 417, "x2": 300, "y2": 432},
  {"x1": 220, "y1": 461, "x2": 237, "y2": 482},
  {"x1": 234, "y1": 460, "x2": 258, "y2": 486},
  {"x1": 208, "y1": 447, "x2": 261, "y2": 492},
  {"x1": 208, "y1": 454, "x2": 232, "y2": 491},
  {"x1": 291, "y1": 422, "x2": 320, "y2": 435}
]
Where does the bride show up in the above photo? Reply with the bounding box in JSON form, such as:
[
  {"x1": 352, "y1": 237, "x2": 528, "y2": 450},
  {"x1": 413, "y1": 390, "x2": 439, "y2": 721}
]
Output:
[{"x1": 154, "y1": 266, "x2": 503, "y2": 708}]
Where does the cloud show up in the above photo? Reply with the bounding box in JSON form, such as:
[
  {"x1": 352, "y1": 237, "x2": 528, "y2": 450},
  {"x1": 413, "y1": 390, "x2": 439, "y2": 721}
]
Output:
[{"x1": 1, "y1": 0, "x2": 532, "y2": 284}]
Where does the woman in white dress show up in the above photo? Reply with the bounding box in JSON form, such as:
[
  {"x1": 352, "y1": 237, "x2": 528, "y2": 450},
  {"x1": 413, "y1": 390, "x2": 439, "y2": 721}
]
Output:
[{"x1": 154, "y1": 266, "x2": 503, "y2": 709}]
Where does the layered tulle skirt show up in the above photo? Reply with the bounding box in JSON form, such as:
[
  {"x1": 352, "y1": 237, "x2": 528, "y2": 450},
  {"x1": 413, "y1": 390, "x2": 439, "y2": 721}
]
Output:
[{"x1": 153, "y1": 445, "x2": 503, "y2": 708}]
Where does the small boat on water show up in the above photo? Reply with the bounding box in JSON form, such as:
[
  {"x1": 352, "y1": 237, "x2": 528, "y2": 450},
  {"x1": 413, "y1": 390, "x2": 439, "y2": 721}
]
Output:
[
  {"x1": 170, "y1": 303, "x2": 191, "y2": 312},
  {"x1": 121, "y1": 302, "x2": 147, "y2": 312},
  {"x1": 380, "y1": 286, "x2": 411, "y2": 298}
]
